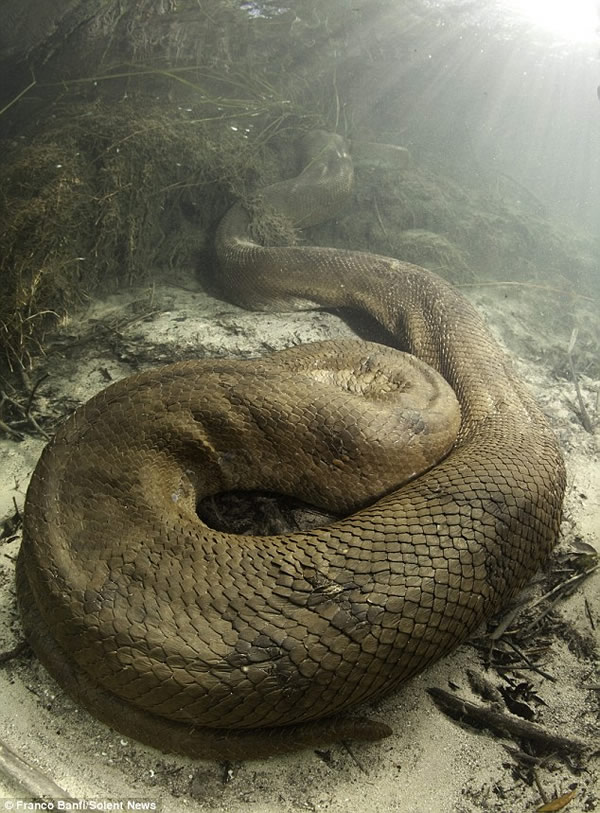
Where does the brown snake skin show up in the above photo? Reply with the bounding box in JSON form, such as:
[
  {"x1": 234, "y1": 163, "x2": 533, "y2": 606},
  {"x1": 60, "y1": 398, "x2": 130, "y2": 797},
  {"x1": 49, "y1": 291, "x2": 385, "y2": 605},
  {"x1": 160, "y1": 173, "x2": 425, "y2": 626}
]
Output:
[{"x1": 17, "y1": 132, "x2": 566, "y2": 759}]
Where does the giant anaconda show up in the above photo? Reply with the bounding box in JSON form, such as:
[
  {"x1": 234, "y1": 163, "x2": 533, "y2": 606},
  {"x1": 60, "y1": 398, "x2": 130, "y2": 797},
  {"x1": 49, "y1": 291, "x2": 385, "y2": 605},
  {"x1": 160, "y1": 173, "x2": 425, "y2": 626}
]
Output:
[{"x1": 17, "y1": 131, "x2": 566, "y2": 759}]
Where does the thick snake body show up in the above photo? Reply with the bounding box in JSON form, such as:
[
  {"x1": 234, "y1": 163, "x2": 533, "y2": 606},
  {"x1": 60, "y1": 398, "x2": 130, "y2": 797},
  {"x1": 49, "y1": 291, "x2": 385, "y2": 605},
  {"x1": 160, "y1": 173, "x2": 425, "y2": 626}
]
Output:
[{"x1": 17, "y1": 132, "x2": 565, "y2": 759}]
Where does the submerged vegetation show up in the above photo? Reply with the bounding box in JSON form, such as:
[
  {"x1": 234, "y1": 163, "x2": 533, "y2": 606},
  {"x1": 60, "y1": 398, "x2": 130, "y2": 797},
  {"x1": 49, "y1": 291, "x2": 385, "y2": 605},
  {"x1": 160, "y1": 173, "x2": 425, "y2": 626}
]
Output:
[
  {"x1": 0, "y1": 100, "x2": 276, "y2": 371},
  {"x1": 0, "y1": 0, "x2": 598, "y2": 377}
]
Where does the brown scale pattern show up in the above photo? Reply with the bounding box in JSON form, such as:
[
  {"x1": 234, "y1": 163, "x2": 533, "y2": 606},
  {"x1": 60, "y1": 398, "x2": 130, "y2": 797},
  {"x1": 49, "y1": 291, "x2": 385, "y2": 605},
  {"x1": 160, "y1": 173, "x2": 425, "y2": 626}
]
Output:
[{"x1": 17, "y1": 133, "x2": 565, "y2": 759}]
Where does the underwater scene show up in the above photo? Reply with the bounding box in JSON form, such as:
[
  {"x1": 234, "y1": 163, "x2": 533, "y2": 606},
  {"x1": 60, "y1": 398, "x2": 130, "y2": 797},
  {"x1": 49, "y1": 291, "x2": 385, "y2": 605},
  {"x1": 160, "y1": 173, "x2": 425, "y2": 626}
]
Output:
[{"x1": 0, "y1": 1, "x2": 598, "y2": 811}]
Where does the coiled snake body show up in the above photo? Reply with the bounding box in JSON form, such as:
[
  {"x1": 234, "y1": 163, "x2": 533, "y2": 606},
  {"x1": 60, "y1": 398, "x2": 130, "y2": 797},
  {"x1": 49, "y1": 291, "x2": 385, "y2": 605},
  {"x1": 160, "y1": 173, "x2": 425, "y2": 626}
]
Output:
[{"x1": 17, "y1": 132, "x2": 565, "y2": 759}]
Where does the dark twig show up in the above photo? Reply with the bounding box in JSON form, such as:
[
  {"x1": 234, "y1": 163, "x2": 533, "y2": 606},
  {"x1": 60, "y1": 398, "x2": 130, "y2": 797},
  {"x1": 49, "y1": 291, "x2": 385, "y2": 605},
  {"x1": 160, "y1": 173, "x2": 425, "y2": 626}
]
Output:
[
  {"x1": 504, "y1": 639, "x2": 556, "y2": 682},
  {"x1": 502, "y1": 744, "x2": 549, "y2": 766},
  {"x1": 0, "y1": 497, "x2": 22, "y2": 540},
  {"x1": 0, "y1": 68, "x2": 36, "y2": 117},
  {"x1": 520, "y1": 564, "x2": 599, "y2": 634},
  {"x1": 0, "y1": 641, "x2": 29, "y2": 665},
  {"x1": 428, "y1": 688, "x2": 588, "y2": 756},
  {"x1": 0, "y1": 738, "x2": 71, "y2": 798},
  {"x1": 583, "y1": 597, "x2": 596, "y2": 630},
  {"x1": 532, "y1": 768, "x2": 549, "y2": 806},
  {"x1": 341, "y1": 741, "x2": 369, "y2": 774},
  {"x1": 25, "y1": 374, "x2": 49, "y2": 418},
  {"x1": 567, "y1": 328, "x2": 594, "y2": 433},
  {"x1": 0, "y1": 375, "x2": 51, "y2": 440},
  {"x1": 0, "y1": 418, "x2": 23, "y2": 441},
  {"x1": 488, "y1": 603, "x2": 525, "y2": 640},
  {"x1": 23, "y1": 374, "x2": 51, "y2": 439}
]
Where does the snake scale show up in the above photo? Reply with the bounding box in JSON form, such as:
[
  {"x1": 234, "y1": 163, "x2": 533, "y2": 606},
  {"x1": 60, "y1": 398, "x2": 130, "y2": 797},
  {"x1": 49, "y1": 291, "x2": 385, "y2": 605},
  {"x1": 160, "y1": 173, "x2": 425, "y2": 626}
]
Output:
[{"x1": 17, "y1": 131, "x2": 566, "y2": 759}]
